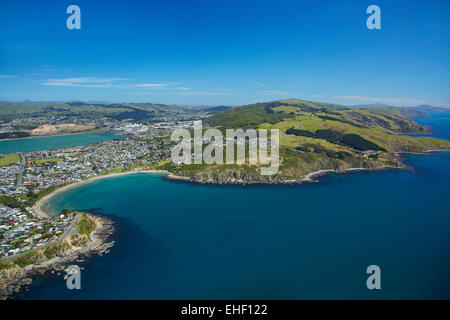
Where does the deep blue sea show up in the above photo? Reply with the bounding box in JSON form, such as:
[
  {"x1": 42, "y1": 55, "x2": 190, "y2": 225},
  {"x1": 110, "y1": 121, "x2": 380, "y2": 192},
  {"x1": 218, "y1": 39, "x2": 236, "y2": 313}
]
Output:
[
  {"x1": 18, "y1": 112, "x2": 450, "y2": 299},
  {"x1": 0, "y1": 132, "x2": 119, "y2": 154},
  {"x1": 411, "y1": 111, "x2": 450, "y2": 140}
]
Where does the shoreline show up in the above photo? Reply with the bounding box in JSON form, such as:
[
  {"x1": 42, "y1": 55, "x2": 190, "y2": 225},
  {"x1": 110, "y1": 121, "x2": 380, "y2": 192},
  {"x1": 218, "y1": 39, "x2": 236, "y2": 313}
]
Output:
[
  {"x1": 31, "y1": 149, "x2": 450, "y2": 218},
  {"x1": 0, "y1": 214, "x2": 115, "y2": 300},
  {"x1": 6, "y1": 150, "x2": 447, "y2": 299},
  {"x1": 0, "y1": 128, "x2": 115, "y2": 142},
  {"x1": 32, "y1": 170, "x2": 168, "y2": 218},
  {"x1": 165, "y1": 165, "x2": 403, "y2": 186}
]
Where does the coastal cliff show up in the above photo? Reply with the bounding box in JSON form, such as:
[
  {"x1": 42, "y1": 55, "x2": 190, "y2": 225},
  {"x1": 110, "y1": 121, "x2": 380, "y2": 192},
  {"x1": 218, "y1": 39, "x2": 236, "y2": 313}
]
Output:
[
  {"x1": 163, "y1": 148, "x2": 406, "y2": 185},
  {"x1": 160, "y1": 99, "x2": 450, "y2": 185},
  {"x1": 0, "y1": 213, "x2": 114, "y2": 300},
  {"x1": 166, "y1": 162, "x2": 402, "y2": 185}
]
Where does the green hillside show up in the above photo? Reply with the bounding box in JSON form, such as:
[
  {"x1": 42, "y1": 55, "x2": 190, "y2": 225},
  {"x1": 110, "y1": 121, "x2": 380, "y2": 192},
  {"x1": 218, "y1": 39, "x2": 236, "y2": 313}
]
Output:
[
  {"x1": 168, "y1": 99, "x2": 450, "y2": 183},
  {"x1": 0, "y1": 101, "x2": 200, "y2": 121}
]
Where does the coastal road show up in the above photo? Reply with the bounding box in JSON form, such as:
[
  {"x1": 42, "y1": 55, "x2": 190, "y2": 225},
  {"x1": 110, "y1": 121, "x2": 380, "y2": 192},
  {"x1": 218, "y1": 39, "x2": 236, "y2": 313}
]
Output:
[
  {"x1": 60, "y1": 214, "x2": 80, "y2": 241},
  {"x1": 16, "y1": 153, "x2": 25, "y2": 187}
]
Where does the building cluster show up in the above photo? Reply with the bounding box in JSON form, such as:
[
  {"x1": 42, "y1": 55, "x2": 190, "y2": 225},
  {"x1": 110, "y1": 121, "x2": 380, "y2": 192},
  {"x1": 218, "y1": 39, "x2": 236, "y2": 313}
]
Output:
[
  {"x1": 0, "y1": 134, "x2": 177, "y2": 199},
  {"x1": 0, "y1": 164, "x2": 22, "y2": 195},
  {"x1": 0, "y1": 119, "x2": 198, "y2": 259},
  {"x1": 21, "y1": 138, "x2": 164, "y2": 194},
  {"x1": 0, "y1": 205, "x2": 74, "y2": 258},
  {"x1": 0, "y1": 116, "x2": 116, "y2": 133},
  {"x1": 116, "y1": 123, "x2": 149, "y2": 135},
  {"x1": 152, "y1": 120, "x2": 196, "y2": 130}
]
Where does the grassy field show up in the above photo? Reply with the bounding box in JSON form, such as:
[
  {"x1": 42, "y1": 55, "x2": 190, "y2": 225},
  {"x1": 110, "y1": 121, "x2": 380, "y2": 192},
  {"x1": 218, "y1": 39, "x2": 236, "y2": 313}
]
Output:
[
  {"x1": 75, "y1": 213, "x2": 96, "y2": 240},
  {"x1": 173, "y1": 98, "x2": 450, "y2": 182},
  {"x1": 0, "y1": 154, "x2": 20, "y2": 167},
  {"x1": 34, "y1": 157, "x2": 62, "y2": 165}
]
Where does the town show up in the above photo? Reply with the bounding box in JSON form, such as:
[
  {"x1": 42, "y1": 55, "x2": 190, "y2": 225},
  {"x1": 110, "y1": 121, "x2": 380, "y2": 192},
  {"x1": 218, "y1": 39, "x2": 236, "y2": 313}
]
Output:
[{"x1": 0, "y1": 117, "x2": 203, "y2": 259}]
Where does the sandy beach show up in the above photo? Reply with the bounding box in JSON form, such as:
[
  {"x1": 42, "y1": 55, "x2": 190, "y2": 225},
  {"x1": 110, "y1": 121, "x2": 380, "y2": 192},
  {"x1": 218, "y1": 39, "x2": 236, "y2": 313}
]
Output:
[{"x1": 32, "y1": 170, "x2": 168, "y2": 218}]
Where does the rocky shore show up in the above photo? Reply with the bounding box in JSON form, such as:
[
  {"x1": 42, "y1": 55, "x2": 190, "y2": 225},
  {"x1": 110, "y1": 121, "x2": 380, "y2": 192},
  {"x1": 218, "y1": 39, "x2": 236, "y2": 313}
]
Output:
[
  {"x1": 165, "y1": 164, "x2": 405, "y2": 186},
  {"x1": 0, "y1": 214, "x2": 115, "y2": 300},
  {"x1": 1, "y1": 169, "x2": 172, "y2": 299}
]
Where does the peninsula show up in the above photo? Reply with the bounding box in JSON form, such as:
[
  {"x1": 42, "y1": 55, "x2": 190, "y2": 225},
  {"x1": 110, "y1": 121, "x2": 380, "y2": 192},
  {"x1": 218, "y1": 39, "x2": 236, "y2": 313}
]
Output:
[
  {"x1": 0, "y1": 98, "x2": 449, "y2": 299},
  {"x1": 158, "y1": 99, "x2": 450, "y2": 184}
]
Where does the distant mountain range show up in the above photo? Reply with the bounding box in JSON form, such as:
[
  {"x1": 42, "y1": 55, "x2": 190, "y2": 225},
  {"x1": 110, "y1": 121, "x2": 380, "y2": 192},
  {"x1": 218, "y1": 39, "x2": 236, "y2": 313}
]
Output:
[
  {"x1": 2, "y1": 100, "x2": 447, "y2": 111},
  {"x1": 0, "y1": 100, "x2": 232, "y2": 109},
  {"x1": 351, "y1": 103, "x2": 450, "y2": 112},
  {"x1": 0, "y1": 101, "x2": 231, "y2": 122},
  {"x1": 0, "y1": 98, "x2": 447, "y2": 124}
]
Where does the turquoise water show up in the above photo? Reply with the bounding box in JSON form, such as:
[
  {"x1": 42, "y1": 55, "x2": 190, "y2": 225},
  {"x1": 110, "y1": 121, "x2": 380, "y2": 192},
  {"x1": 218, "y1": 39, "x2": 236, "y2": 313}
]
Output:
[
  {"x1": 0, "y1": 132, "x2": 119, "y2": 154},
  {"x1": 18, "y1": 112, "x2": 450, "y2": 299}
]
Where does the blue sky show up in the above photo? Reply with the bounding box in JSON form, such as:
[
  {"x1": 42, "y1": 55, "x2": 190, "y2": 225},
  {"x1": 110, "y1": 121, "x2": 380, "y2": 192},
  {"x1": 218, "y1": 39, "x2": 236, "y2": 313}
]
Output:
[{"x1": 0, "y1": 0, "x2": 449, "y2": 106}]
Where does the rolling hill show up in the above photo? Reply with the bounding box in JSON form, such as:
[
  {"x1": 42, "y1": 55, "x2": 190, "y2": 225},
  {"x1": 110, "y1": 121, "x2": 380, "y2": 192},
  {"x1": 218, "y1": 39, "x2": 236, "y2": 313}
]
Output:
[
  {"x1": 165, "y1": 99, "x2": 450, "y2": 183},
  {"x1": 0, "y1": 101, "x2": 208, "y2": 122}
]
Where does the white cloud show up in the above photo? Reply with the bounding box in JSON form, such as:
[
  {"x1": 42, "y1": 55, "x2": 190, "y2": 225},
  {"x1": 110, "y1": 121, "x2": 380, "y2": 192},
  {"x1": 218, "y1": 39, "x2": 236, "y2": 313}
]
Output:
[
  {"x1": 255, "y1": 81, "x2": 264, "y2": 87},
  {"x1": 39, "y1": 78, "x2": 234, "y2": 100},
  {"x1": 131, "y1": 83, "x2": 168, "y2": 89},
  {"x1": 42, "y1": 77, "x2": 128, "y2": 88},
  {"x1": 41, "y1": 78, "x2": 191, "y2": 91},
  {"x1": 44, "y1": 82, "x2": 112, "y2": 88},
  {"x1": 0, "y1": 74, "x2": 18, "y2": 79}
]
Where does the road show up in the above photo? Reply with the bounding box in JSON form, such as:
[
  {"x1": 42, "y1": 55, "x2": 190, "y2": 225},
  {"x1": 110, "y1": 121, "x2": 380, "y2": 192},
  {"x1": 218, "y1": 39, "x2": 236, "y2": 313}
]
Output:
[
  {"x1": 60, "y1": 214, "x2": 80, "y2": 241},
  {"x1": 16, "y1": 153, "x2": 25, "y2": 187}
]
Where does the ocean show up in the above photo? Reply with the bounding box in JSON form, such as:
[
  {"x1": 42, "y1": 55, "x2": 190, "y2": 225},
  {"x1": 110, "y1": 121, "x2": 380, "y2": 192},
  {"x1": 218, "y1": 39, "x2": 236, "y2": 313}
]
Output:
[
  {"x1": 0, "y1": 132, "x2": 120, "y2": 154},
  {"x1": 18, "y1": 112, "x2": 450, "y2": 299}
]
